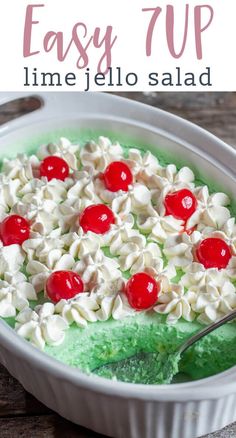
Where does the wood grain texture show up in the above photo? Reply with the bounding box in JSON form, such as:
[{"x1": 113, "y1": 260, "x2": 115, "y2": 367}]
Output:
[
  {"x1": 0, "y1": 364, "x2": 50, "y2": 417},
  {"x1": 0, "y1": 414, "x2": 104, "y2": 438},
  {"x1": 0, "y1": 97, "x2": 41, "y2": 125},
  {"x1": 0, "y1": 92, "x2": 235, "y2": 437},
  {"x1": 112, "y1": 92, "x2": 236, "y2": 148}
]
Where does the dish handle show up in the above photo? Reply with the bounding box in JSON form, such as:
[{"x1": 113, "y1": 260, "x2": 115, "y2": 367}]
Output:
[{"x1": 0, "y1": 92, "x2": 84, "y2": 134}]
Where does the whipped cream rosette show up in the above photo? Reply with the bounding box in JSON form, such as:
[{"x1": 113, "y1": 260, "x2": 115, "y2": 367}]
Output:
[
  {"x1": 108, "y1": 292, "x2": 135, "y2": 320},
  {"x1": 16, "y1": 303, "x2": 68, "y2": 349},
  {"x1": 62, "y1": 229, "x2": 101, "y2": 258},
  {"x1": 103, "y1": 213, "x2": 145, "y2": 256},
  {"x1": 123, "y1": 148, "x2": 163, "y2": 184},
  {"x1": 163, "y1": 231, "x2": 202, "y2": 267},
  {"x1": 96, "y1": 177, "x2": 152, "y2": 216},
  {"x1": 226, "y1": 256, "x2": 236, "y2": 279},
  {"x1": 200, "y1": 217, "x2": 236, "y2": 255},
  {"x1": 90, "y1": 279, "x2": 134, "y2": 321},
  {"x1": 137, "y1": 207, "x2": 184, "y2": 244},
  {"x1": 180, "y1": 262, "x2": 230, "y2": 290},
  {"x1": 144, "y1": 263, "x2": 177, "y2": 283},
  {"x1": 2, "y1": 153, "x2": 39, "y2": 184},
  {"x1": 68, "y1": 168, "x2": 100, "y2": 204},
  {"x1": 74, "y1": 250, "x2": 121, "y2": 291},
  {"x1": 118, "y1": 241, "x2": 163, "y2": 275},
  {"x1": 55, "y1": 285, "x2": 134, "y2": 327},
  {"x1": 55, "y1": 293, "x2": 99, "y2": 328},
  {"x1": 19, "y1": 177, "x2": 68, "y2": 204},
  {"x1": 27, "y1": 252, "x2": 75, "y2": 293},
  {"x1": 187, "y1": 186, "x2": 231, "y2": 229},
  {"x1": 80, "y1": 136, "x2": 123, "y2": 172},
  {"x1": 56, "y1": 198, "x2": 92, "y2": 233},
  {"x1": 37, "y1": 137, "x2": 80, "y2": 170},
  {"x1": 13, "y1": 198, "x2": 58, "y2": 235},
  {"x1": 0, "y1": 174, "x2": 21, "y2": 208},
  {"x1": 91, "y1": 277, "x2": 125, "y2": 298},
  {"x1": 0, "y1": 272, "x2": 37, "y2": 318},
  {"x1": 154, "y1": 280, "x2": 196, "y2": 324},
  {"x1": 0, "y1": 244, "x2": 25, "y2": 275},
  {"x1": 150, "y1": 165, "x2": 195, "y2": 215},
  {"x1": 192, "y1": 281, "x2": 236, "y2": 324},
  {"x1": 22, "y1": 228, "x2": 64, "y2": 262}
]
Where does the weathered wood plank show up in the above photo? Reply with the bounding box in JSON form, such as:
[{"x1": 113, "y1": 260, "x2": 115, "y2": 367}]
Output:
[
  {"x1": 0, "y1": 97, "x2": 41, "y2": 125},
  {"x1": 0, "y1": 415, "x2": 107, "y2": 438},
  {"x1": 112, "y1": 92, "x2": 236, "y2": 148},
  {"x1": 0, "y1": 364, "x2": 50, "y2": 417}
]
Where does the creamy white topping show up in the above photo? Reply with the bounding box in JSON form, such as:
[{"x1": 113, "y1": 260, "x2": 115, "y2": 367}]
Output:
[
  {"x1": 154, "y1": 280, "x2": 196, "y2": 324},
  {"x1": 180, "y1": 262, "x2": 230, "y2": 290},
  {"x1": 55, "y1": 290, "x2": 134, "y2": 327},
  {"x1": 2, "y1": 153, "x2": 39, "y2": 184},
  {"x1": 80, "y1": 136, "x2": 123, "y2": 172},
  {"x1": 200, "y1": 218, "x2": 236, "y2": 255},
  {"x1": 68, "y1": 168, "x2": 100, "y2": 204},
  {"x1": 56, "y1": 198, "x2": 91, "y2": 233},
  {"x1": 74, "y1": 250, "x2": 121, "y2": 290},
  {"x1": 226, "y1": 256, "x2": 236, "y2": 279},
  {"x1": 144, "y1": 264, "x2": 177, "y2": 283},
  {"x1": 126, "y1": 148, "x2": 162, "y2": 183},
  {"x1": 103, "y1": 213, "x2": 145, "y2": 256},
  {"x1": 187, "y1": 186, "x2": 231, "y2": 229},
  {"x1": 150, "y1": 165, "x2": 195, "y2": 215},
  {"x1": 15, "y1": 303, "x2": 68, "y2": 349},
  {"x1": 0, "y1": 244, "x2": 25, "y2": 275},
  {"x1": 13, "y1": 198, "x2": 58, "y2": 235},
  {"x1": 23, "y1": 229, "x2": 64, "y2": 262},
  {"x1": 137, "y1": 209, "x2": 183, "y2": 244},
  {"x1": 37, "y1": 137, "x2": 80, "y2": 170},
  {"x1": 0, "y1": 174, "x2": 21, "y2": 208},
  {"x1": 163, "y1": 231, "x2": 202, "y2": 267},
  {"x1": 192, "y1": 281, "x2": 236, "y2": 324},
  {"x1": 96, "y1": 179, "x2": 152, "y2": 215},
  {"x1": 55, "y1": 293, "x2": 99, "y2": 327},
  {"x1": 0, "y1": 272, "x2": 37, "y2": 318},
  {"x1": 19, "y1": 177, "x2": 68, "y2": 204},
  {"x1": 118, "y1": 241, "x2": 163, "y2": 275},
  {"x1": 27, "y1": 253, "x2": 75, "y2": 293},
  {"x1": 62, "y1": 229, "x2": 101, "y2": 258}
]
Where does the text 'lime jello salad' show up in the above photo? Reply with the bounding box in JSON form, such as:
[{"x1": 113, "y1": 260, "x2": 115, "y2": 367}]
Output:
[{"x1": 0, "y1": 136, "x2": 236, "y2": 384}]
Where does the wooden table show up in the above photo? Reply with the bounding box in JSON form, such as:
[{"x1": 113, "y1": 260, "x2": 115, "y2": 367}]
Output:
[{"x1": 0, "y1": 92, "x2": 236, "y2": 438}]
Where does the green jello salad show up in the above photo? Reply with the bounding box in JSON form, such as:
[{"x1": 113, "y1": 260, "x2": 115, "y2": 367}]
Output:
[{"x1": 0, "y1": 136, "x2": 236, "y2": 384}]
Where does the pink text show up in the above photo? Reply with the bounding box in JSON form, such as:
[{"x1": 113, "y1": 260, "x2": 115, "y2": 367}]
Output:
[{"x1": 23, "y1": 4, "x2": 117, "y2": 73}]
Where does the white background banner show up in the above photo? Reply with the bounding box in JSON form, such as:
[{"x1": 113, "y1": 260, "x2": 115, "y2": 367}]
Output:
[{"x1": 0, "y1": 0, "x2": 235, "y2": 91}]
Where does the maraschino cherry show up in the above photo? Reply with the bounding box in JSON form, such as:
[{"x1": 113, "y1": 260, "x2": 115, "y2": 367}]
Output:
[
  {"x1": 39, "y1": 156, "x2": 69, "y2": 181},
  {"x1": 125, "y1": 272, "x2": 160, "y2": 310},
  {"x1": 164, "y1": 189, "x2": 197, "y2": 221},
  {"x1": 46, "y1": 271, "x2": 84, "y2": 303},
  {"x1": 79, "y1": 204, "x2": 115, "y2": 234},
  {"x1": 103, "y1": 161, "x2": 133, "y2": 192},
  {"x1": 196, "y1": 238, "x2": 231, "y2": 269},
  {"x1": 0, "y1": 215, "x2": 30, "y2": 246}
]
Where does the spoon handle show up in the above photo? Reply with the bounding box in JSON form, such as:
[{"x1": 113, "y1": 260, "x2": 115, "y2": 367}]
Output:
[{"x1": 179, "y1": 308, "x2": 236, "y2": 355}]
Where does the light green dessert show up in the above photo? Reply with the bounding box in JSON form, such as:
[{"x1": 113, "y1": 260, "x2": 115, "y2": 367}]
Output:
[
  {"x1": 0, "y1": 135, "x2": 236, "y2": 384},
  {"x1": 45, "y1": 313, "x2": 236, "y2": 384}
]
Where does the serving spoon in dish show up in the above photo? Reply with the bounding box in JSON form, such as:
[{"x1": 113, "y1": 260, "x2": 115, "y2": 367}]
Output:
[{"x1": 93, "y1": 309, "x2": 236, "y2": 384}]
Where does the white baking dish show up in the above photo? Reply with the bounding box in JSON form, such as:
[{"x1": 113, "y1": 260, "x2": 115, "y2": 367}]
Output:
[{"x1": 0, "y1": 92, "x2": 236, "y2": 438}]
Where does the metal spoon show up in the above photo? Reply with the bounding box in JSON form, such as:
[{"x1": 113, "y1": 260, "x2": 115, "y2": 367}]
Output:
[{"x1": 93, "y1": 309, "x2": 236, "y2": 384}]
